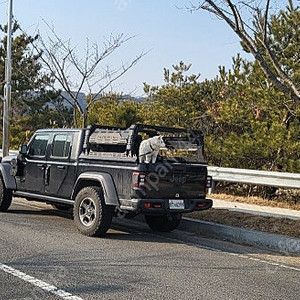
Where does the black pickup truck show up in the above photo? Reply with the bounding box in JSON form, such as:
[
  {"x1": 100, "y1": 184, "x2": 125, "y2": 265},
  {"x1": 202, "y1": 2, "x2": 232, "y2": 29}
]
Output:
[{"x1": 0, "y1": 124, "x2": 212, "y2": 236}]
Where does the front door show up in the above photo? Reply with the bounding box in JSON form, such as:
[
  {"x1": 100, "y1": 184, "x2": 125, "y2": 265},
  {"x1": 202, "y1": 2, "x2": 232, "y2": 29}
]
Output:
[{"x1": 16, "y1": 133, "x2": 50, "y2": 193}]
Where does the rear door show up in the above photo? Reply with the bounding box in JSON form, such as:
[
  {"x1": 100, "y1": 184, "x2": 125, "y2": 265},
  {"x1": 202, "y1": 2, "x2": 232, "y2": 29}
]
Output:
[{"x1": 45, "y1": 133, "x2": 76, "y2": 198}]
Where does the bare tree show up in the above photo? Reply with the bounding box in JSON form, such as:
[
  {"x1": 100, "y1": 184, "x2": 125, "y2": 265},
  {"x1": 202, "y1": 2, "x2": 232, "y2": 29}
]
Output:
[
  {"x1": 34, "y1": 25, "x2": 145, "y2": 127},
  {"x1": 189, "y1": 0, "x2": 300, "y2": 103}
]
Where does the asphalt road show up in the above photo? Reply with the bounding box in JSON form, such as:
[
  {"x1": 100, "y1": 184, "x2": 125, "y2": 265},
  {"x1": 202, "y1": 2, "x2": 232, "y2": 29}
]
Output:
[{"x1": 0, "y1": 198, "x2": 299, "y2": 300}]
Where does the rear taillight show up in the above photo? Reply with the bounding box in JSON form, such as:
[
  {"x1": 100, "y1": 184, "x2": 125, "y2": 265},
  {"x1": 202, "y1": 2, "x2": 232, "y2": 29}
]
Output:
[
  {"x1": 133, "y1": 172, "x2": 146, "y2": 188},
  {"x1": 144, "y1": 202, "x2": 162, "y2": 209},
  {"x1": 206, "y1": 175, "x2": 212, "y2": 188}
]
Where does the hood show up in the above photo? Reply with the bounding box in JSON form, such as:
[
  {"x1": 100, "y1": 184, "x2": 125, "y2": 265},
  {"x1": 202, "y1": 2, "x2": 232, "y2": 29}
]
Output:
[{"x1": 1, "y1": 154, "x2": 18, "y2": 163}]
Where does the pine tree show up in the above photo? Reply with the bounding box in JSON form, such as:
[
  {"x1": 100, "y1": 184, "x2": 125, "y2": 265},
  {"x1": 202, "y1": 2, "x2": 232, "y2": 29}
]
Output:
[
  {"x1": 204, "y1": 56, "x2": 300, "y2": 172},
  {"x1": 0, "y1": 22, "x2": 70, "y2": 147},
  {"x1": 143, "y1": 61, "x2": 204, "y2": 128},
  {"x1": 87, "y1": 93, "x2": 142, "y2": 128}
]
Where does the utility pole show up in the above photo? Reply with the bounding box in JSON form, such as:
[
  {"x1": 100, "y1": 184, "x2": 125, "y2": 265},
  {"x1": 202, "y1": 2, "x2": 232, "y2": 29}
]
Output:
[{"x1": 2, "y1": 0, "x2": 13, "y2": 157}]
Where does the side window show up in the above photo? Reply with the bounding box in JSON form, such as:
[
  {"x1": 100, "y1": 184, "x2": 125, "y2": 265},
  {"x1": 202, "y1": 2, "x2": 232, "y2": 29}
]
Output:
[
  {"x1": 28, "y1": 134, "x2": 49, "y2": 157},
  {"x1": 52, "y1": 134, "x2": 72, "y2": 158}
]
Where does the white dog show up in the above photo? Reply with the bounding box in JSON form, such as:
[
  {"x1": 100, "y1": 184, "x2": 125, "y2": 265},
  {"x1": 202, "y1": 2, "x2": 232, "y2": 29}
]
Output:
[{"x1": 139, "y1": 136, "x2": 165, "y2": 163}]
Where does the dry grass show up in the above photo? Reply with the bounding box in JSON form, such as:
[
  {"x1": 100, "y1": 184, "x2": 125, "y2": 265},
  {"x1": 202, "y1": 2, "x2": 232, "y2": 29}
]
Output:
[
  {"x1": 210, "y1": 193, "x2": 300, "y2": 210},
  {"x1": 185, "y1": 192, "x2": 300, "y2": 238},
  {"x1": 186, "y1": 209, "x2": 300, "y2": 238}
]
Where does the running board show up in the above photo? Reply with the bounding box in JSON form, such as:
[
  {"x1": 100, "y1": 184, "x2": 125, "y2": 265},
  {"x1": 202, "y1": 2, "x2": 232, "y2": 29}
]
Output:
[{"x1": 13, "y1": 191, "x2": 74, "y2": 205}]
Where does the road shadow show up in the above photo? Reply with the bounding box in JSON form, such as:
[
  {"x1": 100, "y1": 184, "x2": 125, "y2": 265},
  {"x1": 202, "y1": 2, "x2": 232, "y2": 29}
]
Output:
[
  {"x1": 6, "y1": 202, "x2": 298, "y2": 256},
  {"x1": 4, "y1": 206, "x2": 180, "y2": 245},
  {"x1": 7, "y1": 208, "x2": 73, "y2": 220}
]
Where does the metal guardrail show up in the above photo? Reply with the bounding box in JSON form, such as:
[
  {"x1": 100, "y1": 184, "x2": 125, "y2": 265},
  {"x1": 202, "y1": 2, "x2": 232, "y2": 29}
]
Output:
[
  {"x1": 0, "y1": 150, "x2": 19, "y2": 157},
  {"x1": 1, "y1": 150, "x2": 299, "y2": 190},
  {"x1": 208, "y1": 166, "x2": 300, "y2": 190}
]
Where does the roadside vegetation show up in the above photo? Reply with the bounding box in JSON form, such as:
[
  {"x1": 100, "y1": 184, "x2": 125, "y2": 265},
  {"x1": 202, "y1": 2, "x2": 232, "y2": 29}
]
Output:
[{"x1": 0, "y1": 2, "x2": 299, "y2": 201}]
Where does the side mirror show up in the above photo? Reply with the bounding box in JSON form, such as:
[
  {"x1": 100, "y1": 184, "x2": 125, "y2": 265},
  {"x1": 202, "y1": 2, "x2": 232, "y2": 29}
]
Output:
[{"x1": 19, "y1": 144, "x2": 28, "y2": 155}]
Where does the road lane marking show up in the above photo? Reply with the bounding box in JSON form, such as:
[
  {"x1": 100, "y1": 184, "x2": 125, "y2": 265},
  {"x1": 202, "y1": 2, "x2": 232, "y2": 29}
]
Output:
[
  {"x1": 147, "y1": 232, "x2": 300, "y2": 273},
  {"x1": 226, "y1": 252, "x2": 300, "y2": 271},
  {"x1": 112, "y1": 219, "x2": 300, "y2": 273},
  {"x1": 0, "y1": 263, "x2": 83, "y2": 300}
]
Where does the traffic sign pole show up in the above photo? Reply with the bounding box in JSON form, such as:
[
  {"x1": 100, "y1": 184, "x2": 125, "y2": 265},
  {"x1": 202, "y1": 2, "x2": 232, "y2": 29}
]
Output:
[{"x1": 2, "y1": 0, "x2": 13, "y2": 157}]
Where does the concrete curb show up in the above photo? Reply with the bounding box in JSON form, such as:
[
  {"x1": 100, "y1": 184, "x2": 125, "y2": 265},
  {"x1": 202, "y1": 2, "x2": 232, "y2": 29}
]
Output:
[{"x1": 179, "y1": 217, "x2": 300, "y2": 255}]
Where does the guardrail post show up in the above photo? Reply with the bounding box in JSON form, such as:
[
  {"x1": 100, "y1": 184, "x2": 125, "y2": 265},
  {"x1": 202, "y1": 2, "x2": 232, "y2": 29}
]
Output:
[{"x1": 207, "y1": 180, "x2": 215, "y2": 195}]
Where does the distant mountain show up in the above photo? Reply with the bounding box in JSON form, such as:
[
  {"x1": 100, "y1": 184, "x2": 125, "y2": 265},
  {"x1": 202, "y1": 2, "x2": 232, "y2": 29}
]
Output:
[
  {"x1": 60, "y1": 91, "x2": 87, "y2": 111},
  {"x1": 119, "y1": 94, "x2": 146, "y2": 103},
  {"x1": 50, "y1": 92, "x2": 145, "y2": 111}
]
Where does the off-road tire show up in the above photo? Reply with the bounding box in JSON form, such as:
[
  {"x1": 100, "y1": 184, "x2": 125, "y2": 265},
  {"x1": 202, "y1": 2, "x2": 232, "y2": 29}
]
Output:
[
  {"x1": 73, "y1": 186, "x2": 114, "y2": 237},
  {"x1": 145, "y1": 214, "x2": 182, "y2": 232},
  {"x1": 0, "y1": 176, "x2": 12, "y2": 212}
]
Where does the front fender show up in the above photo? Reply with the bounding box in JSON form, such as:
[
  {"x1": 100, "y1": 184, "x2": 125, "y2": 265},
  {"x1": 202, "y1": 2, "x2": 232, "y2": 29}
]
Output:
[
  {"x1": 72, "y1": 172, "x2": 119, "y2": 206},
  {"x1": 0, "y1": 163, "x2": 17, "y2": 190}
]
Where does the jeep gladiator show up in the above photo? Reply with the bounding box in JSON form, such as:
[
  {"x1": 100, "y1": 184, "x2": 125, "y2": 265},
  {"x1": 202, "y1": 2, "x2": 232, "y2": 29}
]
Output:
[{"x1": 0, "y1": 124, "x2": 212, "y2": 236}]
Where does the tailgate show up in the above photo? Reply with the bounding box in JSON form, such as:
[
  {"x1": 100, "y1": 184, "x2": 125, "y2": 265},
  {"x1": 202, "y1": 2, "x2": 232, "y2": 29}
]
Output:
[{"x1": 137, "y1": 163, "x2": 208, "y2": 199}]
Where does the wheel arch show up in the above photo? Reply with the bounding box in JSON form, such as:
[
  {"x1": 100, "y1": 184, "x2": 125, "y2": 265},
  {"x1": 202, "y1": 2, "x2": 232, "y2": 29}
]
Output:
[
  {"x1": 0, "y1": 163, "x2": 16, "y2": 190},
  {"x1": 72, "y1": 172, "x2": 119, "y2": 206}
]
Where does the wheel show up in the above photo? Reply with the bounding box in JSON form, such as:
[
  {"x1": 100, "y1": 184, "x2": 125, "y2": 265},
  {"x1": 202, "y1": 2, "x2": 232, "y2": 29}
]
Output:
[
  {"x1": 145, "y1": 214, "x2": 182, "y2": 232},
  {"x1": 0, "y1": 176, "x2": 12, "y2": 212},
  {"x1": 73, "y1": 186, "x2": 115, "y2": 237}
]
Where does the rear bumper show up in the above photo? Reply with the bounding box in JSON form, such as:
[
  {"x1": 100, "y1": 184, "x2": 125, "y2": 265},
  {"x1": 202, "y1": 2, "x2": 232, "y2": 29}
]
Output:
[{"x1": 121, "y1": 198, "x2": 213, "y2": 214}]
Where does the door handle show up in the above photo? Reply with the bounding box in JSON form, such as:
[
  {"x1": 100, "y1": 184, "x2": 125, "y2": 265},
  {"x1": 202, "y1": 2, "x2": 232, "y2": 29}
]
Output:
[
  {"x1": 57, "y1": 165, "x2": 65, "y2": 169},
  {"x1": 44, "y1": 165, "x2": 51, "y2": 186},
  {"x1": 37, "y1": 163, "x2": 44, "y2": 169}
]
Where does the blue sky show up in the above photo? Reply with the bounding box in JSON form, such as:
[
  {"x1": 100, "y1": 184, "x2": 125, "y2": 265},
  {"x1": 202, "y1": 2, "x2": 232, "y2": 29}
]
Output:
[{"x1": 0, "y1": 0, "x2": 253, "y2": 96}]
